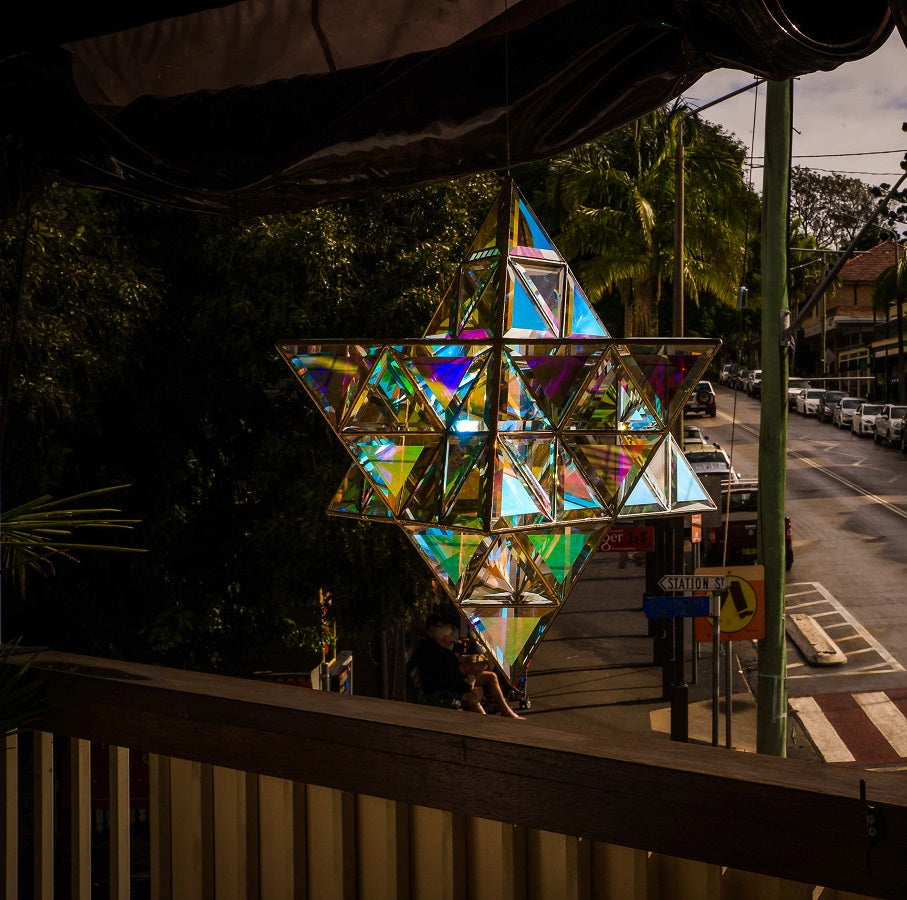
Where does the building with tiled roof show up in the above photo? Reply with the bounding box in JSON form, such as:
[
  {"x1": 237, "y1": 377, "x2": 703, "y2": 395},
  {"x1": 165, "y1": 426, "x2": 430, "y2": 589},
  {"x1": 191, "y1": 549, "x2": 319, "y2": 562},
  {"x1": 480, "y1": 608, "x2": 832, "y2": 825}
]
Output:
[{"x1": 797, "y1": 240, "x2": 902, "y2": 399}]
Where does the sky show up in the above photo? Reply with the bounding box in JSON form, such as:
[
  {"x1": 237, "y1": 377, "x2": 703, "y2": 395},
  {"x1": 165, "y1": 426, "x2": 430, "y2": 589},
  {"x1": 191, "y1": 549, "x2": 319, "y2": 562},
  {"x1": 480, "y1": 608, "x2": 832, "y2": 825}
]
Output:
[{"x1": 686, "y1": 32, "x2": 907, "y2": 195}]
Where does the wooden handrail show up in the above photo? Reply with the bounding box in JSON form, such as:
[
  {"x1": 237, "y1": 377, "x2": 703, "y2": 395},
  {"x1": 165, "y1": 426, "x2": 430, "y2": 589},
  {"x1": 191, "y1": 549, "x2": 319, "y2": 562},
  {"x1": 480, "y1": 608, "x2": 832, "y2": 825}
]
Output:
[{"x1": 11, "y1": 649, "x2": 907, "y2": 897}]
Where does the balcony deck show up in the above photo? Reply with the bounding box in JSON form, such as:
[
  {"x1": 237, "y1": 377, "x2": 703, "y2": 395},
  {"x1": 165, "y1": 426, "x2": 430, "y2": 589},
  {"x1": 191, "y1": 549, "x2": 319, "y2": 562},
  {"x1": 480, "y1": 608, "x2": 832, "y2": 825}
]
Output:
[{"x1": 3, "y1": 650, "x2": 906, "y2": 899}]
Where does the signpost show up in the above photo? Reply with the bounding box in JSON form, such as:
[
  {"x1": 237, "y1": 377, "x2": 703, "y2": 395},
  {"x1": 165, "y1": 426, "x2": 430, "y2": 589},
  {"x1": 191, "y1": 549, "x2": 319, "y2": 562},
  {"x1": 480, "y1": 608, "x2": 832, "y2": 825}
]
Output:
[
  {"x1": 658, "y1": 574, "x2": 727, "y2": 593},
  {"x1": 643, "y1": 595, "x2": 712, "y2": 619}
]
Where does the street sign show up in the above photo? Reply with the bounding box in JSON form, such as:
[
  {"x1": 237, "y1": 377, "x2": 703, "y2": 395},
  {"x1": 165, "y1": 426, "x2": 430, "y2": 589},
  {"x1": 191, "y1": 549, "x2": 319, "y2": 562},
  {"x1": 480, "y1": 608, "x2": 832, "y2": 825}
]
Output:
[
  {"x1": 597, "y1": 525, "x2": 655, "y2": 553},
  {"x1": 693, "y1": 566, "x2": 765, "y2": 642},
  {"x1": 643, "y1": 595, "x2": 712, "y2": 619},
  {"x1": 658, "y1": 574, "x2": 727, "y2": 592}
]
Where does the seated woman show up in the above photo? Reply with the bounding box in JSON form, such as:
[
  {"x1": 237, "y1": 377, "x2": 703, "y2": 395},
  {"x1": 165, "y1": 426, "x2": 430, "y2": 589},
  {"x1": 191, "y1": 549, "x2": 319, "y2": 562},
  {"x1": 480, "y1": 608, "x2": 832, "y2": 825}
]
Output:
[{"x1": 457, "y1": 645, "x2": 525, "y2": 720}]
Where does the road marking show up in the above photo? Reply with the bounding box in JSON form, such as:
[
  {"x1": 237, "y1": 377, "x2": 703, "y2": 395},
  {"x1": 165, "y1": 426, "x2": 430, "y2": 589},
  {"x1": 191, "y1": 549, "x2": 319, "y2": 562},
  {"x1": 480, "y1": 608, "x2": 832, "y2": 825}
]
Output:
[
  {"x1": 854, "y1": 692, "x2": 907, "y2": 756},
  {"x1": 789, "y1": 697, "x2": 855, "y2": 763}
]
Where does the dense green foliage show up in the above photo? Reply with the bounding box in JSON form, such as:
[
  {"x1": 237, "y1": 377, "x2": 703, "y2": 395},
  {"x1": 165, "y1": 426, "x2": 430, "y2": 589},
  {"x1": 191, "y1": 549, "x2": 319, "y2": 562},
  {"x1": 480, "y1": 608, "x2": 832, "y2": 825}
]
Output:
[{"x1": 1, "y1": 178, "x2": 498, "y2": 673}]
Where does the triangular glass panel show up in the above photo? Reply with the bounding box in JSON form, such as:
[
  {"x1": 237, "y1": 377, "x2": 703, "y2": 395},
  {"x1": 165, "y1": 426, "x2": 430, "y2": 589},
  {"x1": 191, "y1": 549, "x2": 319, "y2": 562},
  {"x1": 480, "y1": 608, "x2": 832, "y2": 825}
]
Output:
[
  {"x1": 512, "y1": 260, "x2": 564, "y2": 332},
  {"x1": 458, "y1": 264, "x2": 498, "y2": 339},
  {"x1": 327, "y1": 466, "x2": 395, "y2": 520},
  {"x1": 277, "y1": 342, "x2": 376, "y2": 430},
  {"x1": 565, "y1": 277, "x2": 608, "y2": 338},
  {"x1": 521, "y1": 525, "x2": 606, "y2": 599},
  {"x1": 507, "y1": 345, "x2": 594, "y2": 427},
  {"x1": 509, "y1": 192, "x2": 561, "y2": 263},
  {"x1": 406, "y1": 527, "x2": 490, "y2": 600},
  {"x1": 402, "y1": 346, "x2": 487, "y2": 428},
  {"x1": 670, "y1": 435, "x2": 716, "y2": 511},
  {"x1": 564, "y1": 434, "x2": 659, "y2": 510},
  {"x1": 556, "y1": 440, "x2": 609, "y2": 521},
  {"x1": 621, "y1": 343, "x2": 715, "y2": 429},
  {"x1": 449, "y1": 352, "x2": 492, "y2": 434},
  {"x1": 500, "y1": 437, "x2": 555, "y2": 518},
  {"x1": 346, "y1": 348, "x2": 444, "y2": 433},
  {"x1": 462, "y1": 605, "x2": 560, "y2": 687},
  {"x1": 349, "y1": 435, "x2": 442, "y2": 515},
  {"x1": 504, "y1": 266, "x2": 557, "y2": 339},
  {"x1": 467, "y1": 192, "x2": 504, "y2": 261},
  {"x1": 461, "y1": 535, "x2": 556, "y2": 605},
  {"x1": 490, "y1": 441, "x2": 552, "y2": 530},
  {"x1": 497, "y1": 352, "x2": 553, "y2": 432},
  {"x1": 618, "y1": 469, "x2": 669, "y2": 516},
  {"x1": 423, "y1": 276, "x2": 460, "y2": 340},
  {"x1": 561, "y1": 348, "x2": 621, "y2": 430},
  {"x1": 443, "y1": 437, "x2": 491, "y2": 530}
]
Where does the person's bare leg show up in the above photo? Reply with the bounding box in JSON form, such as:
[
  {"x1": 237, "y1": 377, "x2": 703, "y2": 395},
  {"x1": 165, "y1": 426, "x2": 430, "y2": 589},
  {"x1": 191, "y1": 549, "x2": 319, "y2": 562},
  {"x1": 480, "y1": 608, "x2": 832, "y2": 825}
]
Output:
[{"x1": 477, "y1": 672, "x2": 524, "y2": 719}]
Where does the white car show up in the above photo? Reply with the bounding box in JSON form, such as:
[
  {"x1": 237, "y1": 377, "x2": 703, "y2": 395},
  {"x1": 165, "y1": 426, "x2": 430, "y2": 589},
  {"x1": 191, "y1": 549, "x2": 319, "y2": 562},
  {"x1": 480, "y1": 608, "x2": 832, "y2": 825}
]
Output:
[
  {"x1": 833, "y1": 397, "x2": 863, "y2": 429},
  {"x1": 851, "y1": 403, "x2": 883, "y2": 437},
  {"x1": 744, "y1": 369, "x2": 762, "y2": 396},
  {"x1": 787, "y1": 378, "x2": 811, "y2": 410},
  {"x1": 873, "y1": 404, "x2": 907, "y2": 446},
  {"x1": 794, "y1": 388, "x2": 825, "y2": 416},
  {"x1": 683, "y1": 443, "x2": 740, "y2": 481}
]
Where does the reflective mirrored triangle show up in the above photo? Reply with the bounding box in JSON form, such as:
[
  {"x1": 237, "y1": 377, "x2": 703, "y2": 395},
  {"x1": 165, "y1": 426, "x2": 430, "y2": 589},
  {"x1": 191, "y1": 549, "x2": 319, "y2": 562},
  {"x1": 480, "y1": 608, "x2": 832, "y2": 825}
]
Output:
[
  {"x1": 497, "y1": 352, "x2": 553, "y2": 432},
  {"x1": 618, "y1": 439, "x2": 669, "y2": 516},
  {"x1": 507, "y1": 345, "x2": 595, "y2": 427},
  {"x1": 490, "y1": 440, "x2": 552, "y2": 530},
  {"x1": 521, "y1": 525, "x2": 607, "y2": 600},
  {"x1": 405, "y1": 527, "x2": 491, "y2": 600},
  {"x1": 401, "y1": 346, "x2": 487, "y2": 428},
  {"x1": 563, "y1": 434, "x2": 660, "y2": 510},
  {"x1": 512, "y1": 260, "x2": 564, "y2": 332},
  {"x1": 457, "y1": 260, "x2": 499, "y2": 340},
  {"x1": 467, "y1": 191, "x2": 504, "y2": 261},
  {"x1": 504, "y1": 265, "x2": 557, "y2": 339},
  {"x1": 345, "y1": 348, "x2": 444, "y2": 433},
  {"x1": 620, "y1": 343, "x2": 714, "y2": 428},
  {"x1": 565, "y1": 276, "x2": 608, "y2": 338},
  {"x1": 327, "y1": 465, "x2": 395, "y2": 520},
  {"x1": 509, "y1": 190, "x2": 561, "y2": 262},
  {"x1": 277, "y1": 342, "x2": 377, "y2": 430},
  {"x1": 423, "y1": 275, "x2": 459, "y2": 340},
  {"x1": 348, "y1": 436, "x2": 442, "y2": 515},
  {"x1": 670, "y1": 435, "x2": 716, "y2": 512},
  {"x1": 462, "y1": 605, "x2": 560, "y2": 687},
  {"x1": 443, "y1": 436, "x2": 491, "y2": 530},
  {"x1": 449, "y1": 352, "x2": 492, "y2": 433},
  {"x1": 556, "y1": 439, "x2": 610, "y2": 520},
  {"x1": 404, "y1": 434, "x2": 489, "y2": 526},
  {"x1": 562, "y1": 347, "x2": 627, "y2": 430},
  {"x1": 461, "y1": 535, "x2": 556, "y2": 605},
  {"x1": 500, "y1": 437, "x2": 554, "y2": 517}
]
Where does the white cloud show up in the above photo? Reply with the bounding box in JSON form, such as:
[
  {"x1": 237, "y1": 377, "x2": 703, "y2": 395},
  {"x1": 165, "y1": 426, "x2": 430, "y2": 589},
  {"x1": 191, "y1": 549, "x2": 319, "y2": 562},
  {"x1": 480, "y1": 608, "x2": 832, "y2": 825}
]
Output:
[{"x1": 688, "y1": 33, "x2": 907, "y2": 193}]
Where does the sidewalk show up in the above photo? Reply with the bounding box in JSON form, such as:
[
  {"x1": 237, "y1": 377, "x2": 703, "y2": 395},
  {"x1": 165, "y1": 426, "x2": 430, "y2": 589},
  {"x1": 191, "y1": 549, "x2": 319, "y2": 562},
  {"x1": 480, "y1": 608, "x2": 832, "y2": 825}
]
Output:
[{"x1": 525, "y1": 550, "x2": 817, "y2": 760}]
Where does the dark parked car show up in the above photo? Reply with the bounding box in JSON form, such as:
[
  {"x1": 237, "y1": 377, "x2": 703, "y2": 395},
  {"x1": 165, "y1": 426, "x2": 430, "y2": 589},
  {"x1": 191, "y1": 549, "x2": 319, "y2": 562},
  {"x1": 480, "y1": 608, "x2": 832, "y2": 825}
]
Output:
[
  {"x1": 817, "y1": 390, "x2": 848, "y2": 423},
  {"x1": 704, "y1": 482, "x2": 793, "y2": 571},
  {"x1": 684, "y1": 380, "x2": 717, "y2": 417}
]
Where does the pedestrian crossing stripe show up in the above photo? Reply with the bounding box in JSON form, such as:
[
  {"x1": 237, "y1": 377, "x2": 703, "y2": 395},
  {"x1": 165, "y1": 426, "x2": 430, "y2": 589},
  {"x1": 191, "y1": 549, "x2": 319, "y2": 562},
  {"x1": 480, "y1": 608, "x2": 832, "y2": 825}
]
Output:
[{"x1": 693, "y1": 565, "x2": 765, "y2": 642}]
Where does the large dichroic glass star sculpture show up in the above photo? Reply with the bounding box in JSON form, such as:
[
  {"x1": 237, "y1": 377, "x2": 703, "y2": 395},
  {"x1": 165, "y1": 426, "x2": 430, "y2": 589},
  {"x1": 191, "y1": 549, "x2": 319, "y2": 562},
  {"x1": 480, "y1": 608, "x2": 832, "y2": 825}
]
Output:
[{"x1": 277, "y1": 181, "x2": 719, "y2": 685}]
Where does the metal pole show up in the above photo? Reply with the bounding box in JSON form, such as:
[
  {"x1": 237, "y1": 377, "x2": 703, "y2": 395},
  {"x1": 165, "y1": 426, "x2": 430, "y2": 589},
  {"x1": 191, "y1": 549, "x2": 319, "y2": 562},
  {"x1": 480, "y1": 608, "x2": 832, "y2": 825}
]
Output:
[
  {"x1": 757, "y1": 80, "x2": 791, "y2": 757},
  {"x1": 711, "y1": 592, "x2": 721, "y2": 747},
  {"x1": 724, "y1": 642, "x2": 733, "y2": 749}
]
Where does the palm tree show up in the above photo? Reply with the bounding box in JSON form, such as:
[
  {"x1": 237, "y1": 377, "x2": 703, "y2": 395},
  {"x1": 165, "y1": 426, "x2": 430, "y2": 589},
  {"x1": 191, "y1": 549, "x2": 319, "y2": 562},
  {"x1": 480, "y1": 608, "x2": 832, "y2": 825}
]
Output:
[
  {"x1": 547, "y1": 106, "x2": 756, "y2": 337},
  {"x1": 872, "y1": 244, "x2": 907, "y2": 403}
]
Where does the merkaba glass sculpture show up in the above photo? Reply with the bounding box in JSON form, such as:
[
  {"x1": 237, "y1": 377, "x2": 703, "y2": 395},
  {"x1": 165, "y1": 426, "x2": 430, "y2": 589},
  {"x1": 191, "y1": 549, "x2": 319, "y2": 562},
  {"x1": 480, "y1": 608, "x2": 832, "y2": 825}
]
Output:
[{"x1": 278, "y1": 181, "x2": 719, "y2": 685}]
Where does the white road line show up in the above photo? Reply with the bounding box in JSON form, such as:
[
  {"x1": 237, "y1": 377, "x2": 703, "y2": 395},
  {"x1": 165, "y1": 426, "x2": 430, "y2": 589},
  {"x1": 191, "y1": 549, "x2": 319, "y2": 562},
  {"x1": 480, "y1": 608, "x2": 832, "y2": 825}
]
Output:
[
  {"x1": 789, "y1": 697, "x2": 855, "y2": 763},
  {"x1": 854, "y1": 693, "x2": 907, "y2": 756},
  {"x1": 845, "y1": 647, "x2": 879, "y2": 657},
  {"x1": 787, "y1": 600, "x2": 827, "y2": 610}
]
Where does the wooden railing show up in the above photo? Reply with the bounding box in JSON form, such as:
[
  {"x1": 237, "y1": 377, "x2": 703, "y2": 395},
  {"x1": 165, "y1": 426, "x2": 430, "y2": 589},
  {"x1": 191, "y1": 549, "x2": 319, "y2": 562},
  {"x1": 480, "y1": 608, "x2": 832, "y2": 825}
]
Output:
[{"x1": 3, "y1": 650, "x2": 907, "y2": 899}]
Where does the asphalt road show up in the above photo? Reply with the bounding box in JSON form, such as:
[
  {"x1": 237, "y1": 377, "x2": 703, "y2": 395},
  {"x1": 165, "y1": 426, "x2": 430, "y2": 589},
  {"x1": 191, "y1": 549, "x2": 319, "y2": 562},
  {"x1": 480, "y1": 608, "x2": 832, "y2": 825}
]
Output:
[{"x1": 701, "y1": 385, "x2": 907, "y2": 766}]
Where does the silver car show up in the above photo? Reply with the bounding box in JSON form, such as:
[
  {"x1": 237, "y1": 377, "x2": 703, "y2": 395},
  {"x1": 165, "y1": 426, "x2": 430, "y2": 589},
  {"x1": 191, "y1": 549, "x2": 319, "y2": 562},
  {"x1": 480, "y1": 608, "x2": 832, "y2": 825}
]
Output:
[
  {"x1": 833, "y1": 397, "x2": 864, "y2": 429},
  {"x1": 873, "y1": 404, "x2": 907, "y2": 446}
]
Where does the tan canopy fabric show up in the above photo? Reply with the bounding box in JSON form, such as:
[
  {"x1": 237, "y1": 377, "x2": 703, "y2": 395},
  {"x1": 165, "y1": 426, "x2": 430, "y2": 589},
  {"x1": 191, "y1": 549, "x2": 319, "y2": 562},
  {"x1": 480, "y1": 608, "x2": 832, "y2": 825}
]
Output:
[{"x1": 1, "y1": 0, "x2": 902, "y2": 215}]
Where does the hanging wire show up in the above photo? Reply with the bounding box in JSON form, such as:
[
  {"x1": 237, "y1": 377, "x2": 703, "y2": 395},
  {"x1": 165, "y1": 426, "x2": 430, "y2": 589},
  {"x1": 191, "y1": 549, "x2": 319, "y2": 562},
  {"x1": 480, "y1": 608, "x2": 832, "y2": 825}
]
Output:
[{"x1": 503, "y1": 0, "x2": 511, "y2": 176}]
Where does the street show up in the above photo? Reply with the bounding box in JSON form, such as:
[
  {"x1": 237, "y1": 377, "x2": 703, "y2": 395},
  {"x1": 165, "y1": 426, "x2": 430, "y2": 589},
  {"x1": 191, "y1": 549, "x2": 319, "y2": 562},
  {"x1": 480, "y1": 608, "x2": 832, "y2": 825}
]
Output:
[{"x1": 704, "y1": 385, "x2": 907, "y2": 766}]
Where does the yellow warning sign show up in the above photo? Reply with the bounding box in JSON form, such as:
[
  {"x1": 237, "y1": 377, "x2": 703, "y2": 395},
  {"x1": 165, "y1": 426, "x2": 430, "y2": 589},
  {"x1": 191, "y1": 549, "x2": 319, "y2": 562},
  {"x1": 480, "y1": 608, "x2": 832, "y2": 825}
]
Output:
[{"x1": 693, "y1": 565, "x2": 765, "y2": 642}]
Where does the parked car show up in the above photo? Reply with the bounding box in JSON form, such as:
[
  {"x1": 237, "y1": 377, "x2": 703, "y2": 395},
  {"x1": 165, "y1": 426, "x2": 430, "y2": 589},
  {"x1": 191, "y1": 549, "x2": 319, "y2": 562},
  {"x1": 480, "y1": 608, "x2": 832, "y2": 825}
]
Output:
[
  {"x1": 684, "y1": 380, "x2": 717, "y2": 417},
  {"x1": 684, "y1": 443, "x2": 739, "y2": 481},
  {"x1": 703, "y1": 481, "x2": 793, "y2": 571},
  {"x1": 683, "y1": 424, "x2": 709, "y2": 449},
  {"x1": 733, "y1": 368, "x2": 751, "y2": 391},
  {"x1": 794, "y1": 388, "x2": 825, "y2": 416},
  {"x1": 832, "y1": 397, "x2": 863, "y2": 429},
  {"x1": 817, "y1": 390, "x2": 848, "y2": 423},
  {"x1": 719, "y1": 363, "x2": 733, "y2": 386},
  {"x1": 744, "y1": 369, "x2": 762, "y2": 396},
  {"x1": 851, "y1": 402, "x2": 883, "y2": 437},
  {"x1": 786, "y1": 378, "x2": 811, "y2": 410},
  {"x1": 873, "y1": 404, "x2": 907, "y2": 446}
]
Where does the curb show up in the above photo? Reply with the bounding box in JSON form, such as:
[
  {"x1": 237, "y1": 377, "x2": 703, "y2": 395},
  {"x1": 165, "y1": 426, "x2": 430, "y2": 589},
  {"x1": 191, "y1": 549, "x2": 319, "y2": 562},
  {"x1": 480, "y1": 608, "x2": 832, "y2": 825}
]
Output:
[{"x1": 786, "y1": 613, "x2": 847, "y2": 666}]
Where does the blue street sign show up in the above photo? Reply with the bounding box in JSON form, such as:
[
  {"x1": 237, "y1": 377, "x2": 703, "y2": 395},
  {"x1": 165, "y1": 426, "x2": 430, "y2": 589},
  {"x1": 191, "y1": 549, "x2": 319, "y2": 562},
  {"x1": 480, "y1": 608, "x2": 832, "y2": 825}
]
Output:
[{"x1": 643, "y1": 595, "x2": 712, "y2": 619}]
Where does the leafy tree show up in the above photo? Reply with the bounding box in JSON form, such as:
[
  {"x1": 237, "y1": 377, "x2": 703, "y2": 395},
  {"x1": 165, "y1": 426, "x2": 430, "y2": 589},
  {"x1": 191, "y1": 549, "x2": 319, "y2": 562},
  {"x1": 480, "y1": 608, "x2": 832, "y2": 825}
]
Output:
[{"x1": 544, "y1": 106, "x2": 757, "y2": 336}]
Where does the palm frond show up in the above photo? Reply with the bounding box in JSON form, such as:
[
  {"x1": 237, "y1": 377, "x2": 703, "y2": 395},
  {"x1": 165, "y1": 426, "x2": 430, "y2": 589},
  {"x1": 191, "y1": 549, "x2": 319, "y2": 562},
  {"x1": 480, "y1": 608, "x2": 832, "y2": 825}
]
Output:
[{"x1": 0, "y1": 641, "x2": 43, "y2": 736}]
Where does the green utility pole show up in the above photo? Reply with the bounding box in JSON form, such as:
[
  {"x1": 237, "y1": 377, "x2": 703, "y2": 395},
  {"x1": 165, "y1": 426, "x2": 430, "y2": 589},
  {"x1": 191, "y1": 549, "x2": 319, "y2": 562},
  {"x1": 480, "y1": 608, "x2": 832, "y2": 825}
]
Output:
[{"x1": 757, "y1": 80, "x2": 791, "y2": 757}]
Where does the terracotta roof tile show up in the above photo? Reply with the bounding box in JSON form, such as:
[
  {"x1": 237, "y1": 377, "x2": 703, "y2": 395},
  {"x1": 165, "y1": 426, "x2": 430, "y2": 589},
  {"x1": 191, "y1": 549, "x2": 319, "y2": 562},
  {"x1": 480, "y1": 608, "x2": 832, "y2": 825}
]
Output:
[{"x1": 839, "y1": 241, "x2": 900, "y2": 282}]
